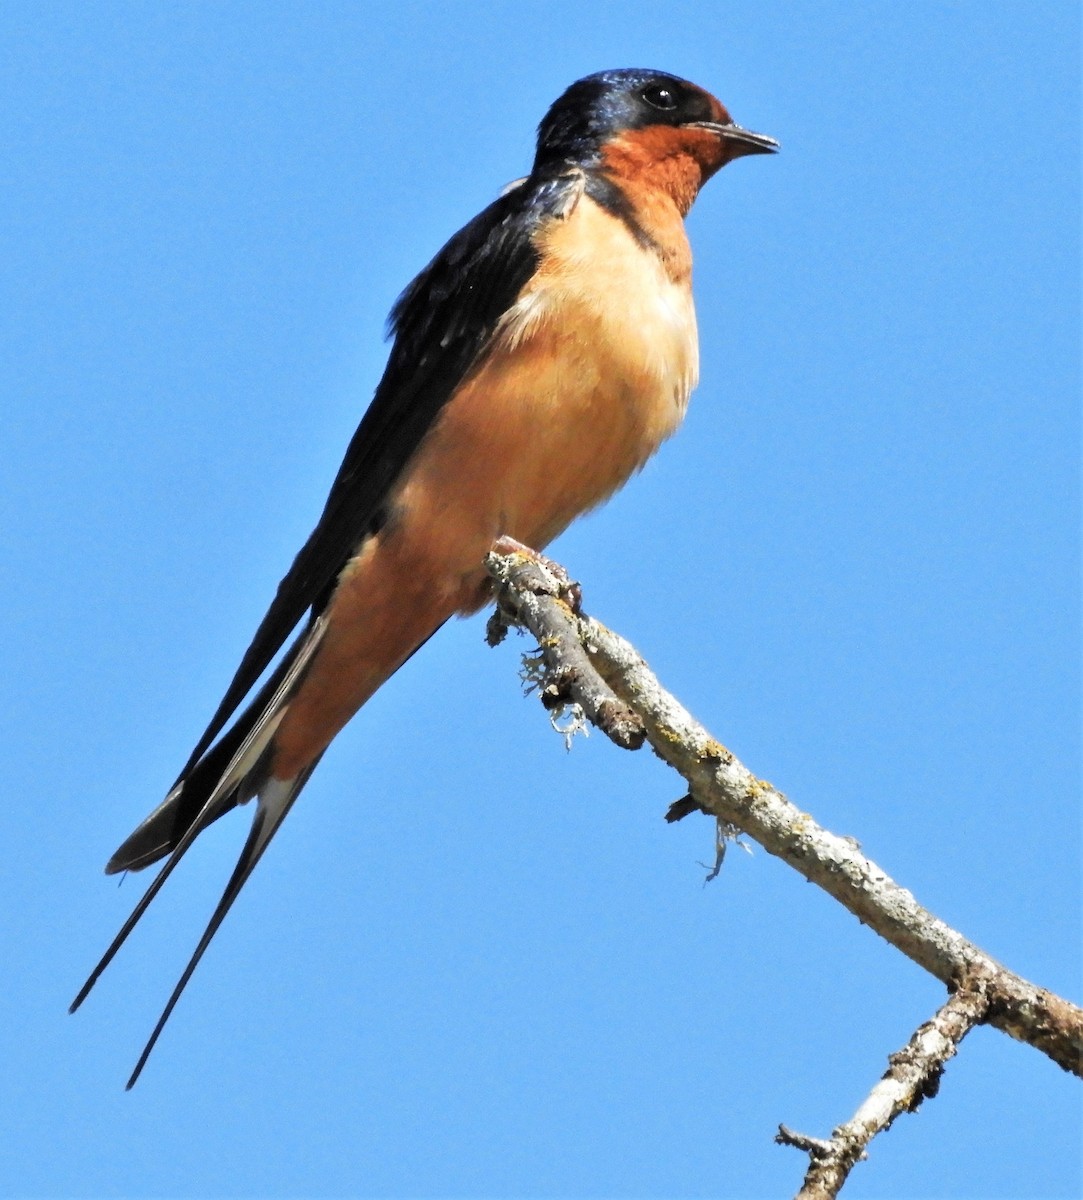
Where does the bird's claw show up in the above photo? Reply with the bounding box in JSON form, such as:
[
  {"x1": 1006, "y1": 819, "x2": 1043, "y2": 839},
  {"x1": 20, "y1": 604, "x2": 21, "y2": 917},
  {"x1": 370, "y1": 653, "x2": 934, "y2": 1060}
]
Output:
[{"x1": 490, "y1": 536, "x2": 583, "y2": 614}]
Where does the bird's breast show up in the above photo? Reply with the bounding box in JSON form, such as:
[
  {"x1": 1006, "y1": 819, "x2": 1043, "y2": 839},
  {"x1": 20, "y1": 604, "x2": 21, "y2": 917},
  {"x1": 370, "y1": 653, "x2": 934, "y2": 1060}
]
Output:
[
  {"x1": 478, "y1": 191, "x2": 700, "y2": 520},
  {"x1": 502, "y1": 190, "x2": 700, "y2": 430}
]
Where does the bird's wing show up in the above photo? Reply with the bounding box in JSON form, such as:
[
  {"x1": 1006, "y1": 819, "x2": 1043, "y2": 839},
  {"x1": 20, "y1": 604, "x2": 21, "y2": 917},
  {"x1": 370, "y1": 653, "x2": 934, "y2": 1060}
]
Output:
[{"x1": 156, "y1": 170, "x2": 585, "y2": 847}]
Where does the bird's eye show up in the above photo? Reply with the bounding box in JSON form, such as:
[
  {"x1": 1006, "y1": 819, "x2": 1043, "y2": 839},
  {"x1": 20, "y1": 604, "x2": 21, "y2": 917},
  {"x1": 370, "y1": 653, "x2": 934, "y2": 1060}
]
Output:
[{"x1": 642, "y1": 84, "x2": 679, "y2": 111}]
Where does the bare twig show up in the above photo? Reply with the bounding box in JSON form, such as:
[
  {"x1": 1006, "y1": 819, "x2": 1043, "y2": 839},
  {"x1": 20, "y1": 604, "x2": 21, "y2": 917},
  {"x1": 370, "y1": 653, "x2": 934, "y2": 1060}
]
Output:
[
  {"x1": 484, "y1": 549, "x2": 1083, "y2": 1079},
  {"x1": 664, "y1": 794, "x2": 704, "y2": 823},
  {"x1": 777, "y1": 970, "x2": 994, "y2": 1198},
  {"x1": 776, "y1": 1127, "x2": 835, "y2": 1159}
]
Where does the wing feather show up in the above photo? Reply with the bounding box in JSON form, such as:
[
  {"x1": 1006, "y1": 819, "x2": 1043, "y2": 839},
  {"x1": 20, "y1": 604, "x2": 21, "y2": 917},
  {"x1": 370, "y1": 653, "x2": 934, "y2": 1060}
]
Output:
[{"x1": 171, "y1": 173, "x2": 580, "y2": 803}]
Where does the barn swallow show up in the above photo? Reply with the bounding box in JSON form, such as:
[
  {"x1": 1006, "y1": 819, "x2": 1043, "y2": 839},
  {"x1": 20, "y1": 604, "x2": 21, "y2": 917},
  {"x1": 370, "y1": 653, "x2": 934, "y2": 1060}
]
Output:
[{"x1": 71, "y1": 67, "x2": 777, "y2": 1086}]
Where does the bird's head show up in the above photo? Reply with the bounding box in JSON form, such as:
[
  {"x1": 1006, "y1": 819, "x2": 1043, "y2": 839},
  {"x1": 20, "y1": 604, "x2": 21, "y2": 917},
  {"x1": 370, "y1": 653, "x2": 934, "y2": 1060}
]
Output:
[{"x1": 534, "y1": 68, "x2": 777, "y2": 213}]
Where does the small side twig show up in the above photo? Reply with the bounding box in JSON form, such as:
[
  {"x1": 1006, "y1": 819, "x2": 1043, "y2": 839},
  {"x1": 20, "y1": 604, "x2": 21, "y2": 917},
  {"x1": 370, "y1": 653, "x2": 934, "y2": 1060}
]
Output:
[
  {"x1": 778, "y1": 970, "x2": 995, "y2": 1199},
  {"x1": 776, "y1": 1127, "x2": 835, "y2": 1159},
  {"x1": 664, "y1": 794, "x2": 704, "y2": 823}
]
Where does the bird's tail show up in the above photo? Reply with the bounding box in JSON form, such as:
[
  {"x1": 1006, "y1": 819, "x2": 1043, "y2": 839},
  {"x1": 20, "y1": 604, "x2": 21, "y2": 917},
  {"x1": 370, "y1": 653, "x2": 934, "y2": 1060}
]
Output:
[
  {"x1": 118, "y1": 765, "x2": 319, "y2": 1088},
  {"x1": 70, "y1": 614, "x2": 329, "y2": 1086}
]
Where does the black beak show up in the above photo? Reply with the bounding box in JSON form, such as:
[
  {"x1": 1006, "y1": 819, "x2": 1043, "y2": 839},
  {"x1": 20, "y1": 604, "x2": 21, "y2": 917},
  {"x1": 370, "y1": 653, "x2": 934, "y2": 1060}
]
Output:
[{"x1": 687, "y1": 121, "x2": 780, "y2": 157}]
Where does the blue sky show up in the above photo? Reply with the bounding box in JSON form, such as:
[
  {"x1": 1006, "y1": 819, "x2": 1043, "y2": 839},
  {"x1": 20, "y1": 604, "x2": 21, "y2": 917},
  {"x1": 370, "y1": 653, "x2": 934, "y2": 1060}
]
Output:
[{"x1": 2, "y1": 3, "x2": 1079, "y2": 1197}]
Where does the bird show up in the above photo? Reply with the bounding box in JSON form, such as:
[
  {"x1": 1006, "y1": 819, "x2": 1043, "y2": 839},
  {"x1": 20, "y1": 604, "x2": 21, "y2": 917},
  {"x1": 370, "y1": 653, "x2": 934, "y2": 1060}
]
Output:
[{"x1": 71, "y1": 67, "x2": 777, "y2": 1087}]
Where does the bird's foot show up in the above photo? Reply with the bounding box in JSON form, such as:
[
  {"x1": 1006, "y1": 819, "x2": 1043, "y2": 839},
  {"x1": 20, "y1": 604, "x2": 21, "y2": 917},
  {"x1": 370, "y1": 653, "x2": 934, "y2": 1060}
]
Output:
[{"x1": 489, "y1": 536, "x2": 583, "y2": 613}]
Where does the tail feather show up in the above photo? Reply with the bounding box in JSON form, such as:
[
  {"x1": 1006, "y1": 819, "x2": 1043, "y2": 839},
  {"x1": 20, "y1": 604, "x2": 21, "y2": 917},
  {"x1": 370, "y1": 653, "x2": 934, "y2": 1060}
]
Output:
[
  {"x1": 70, "y1": 614, "x2": 330, "y2": 1080},
  {"x1": 107, "y1": 616, "x2": 327, "y2": 876},
  {"x1": 105, "y1": 761, "x2": 233, "y2": 877},
  {"x1": 122, "y1": 766, "x2": 319, "y2": 1090}
]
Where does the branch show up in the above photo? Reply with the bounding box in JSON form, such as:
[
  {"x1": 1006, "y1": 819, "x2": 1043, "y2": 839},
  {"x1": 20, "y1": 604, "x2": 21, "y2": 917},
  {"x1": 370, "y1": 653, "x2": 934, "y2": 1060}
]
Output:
[
  {"x1": 777, "y1": 970, "x2": 993, "y2": 1199},
  {"x1": 484, "y1": 548, "x2": 1083, "y2": 1082}
]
